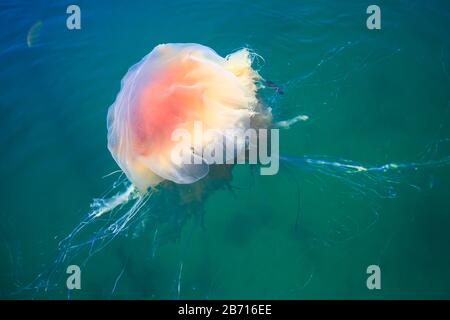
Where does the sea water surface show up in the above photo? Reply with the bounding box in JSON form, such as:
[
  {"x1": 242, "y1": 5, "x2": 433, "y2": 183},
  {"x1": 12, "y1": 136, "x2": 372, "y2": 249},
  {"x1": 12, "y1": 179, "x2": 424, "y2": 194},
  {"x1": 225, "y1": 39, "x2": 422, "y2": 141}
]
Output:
[{"x1": 1, "y1": 0, "x2": 450, "y2": 299}]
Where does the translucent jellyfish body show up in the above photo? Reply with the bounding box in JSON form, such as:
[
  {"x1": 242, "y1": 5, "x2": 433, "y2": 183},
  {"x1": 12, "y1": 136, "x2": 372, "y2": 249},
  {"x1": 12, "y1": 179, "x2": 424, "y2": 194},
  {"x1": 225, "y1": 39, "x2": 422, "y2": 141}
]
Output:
[{"x1": 107, "y1": 43, "x2": 262, "y2": 191}]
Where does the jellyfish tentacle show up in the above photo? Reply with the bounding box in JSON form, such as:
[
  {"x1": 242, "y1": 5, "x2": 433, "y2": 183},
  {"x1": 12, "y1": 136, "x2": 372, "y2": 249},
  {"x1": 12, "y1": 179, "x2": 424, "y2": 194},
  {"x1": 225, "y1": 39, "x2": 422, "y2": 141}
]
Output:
[
  {"x1": 23, "y1": 182, "x2": 153, "y2": 294},
  {"x1": 280, "y1": 153, "x2": 450, "y2": 199}
]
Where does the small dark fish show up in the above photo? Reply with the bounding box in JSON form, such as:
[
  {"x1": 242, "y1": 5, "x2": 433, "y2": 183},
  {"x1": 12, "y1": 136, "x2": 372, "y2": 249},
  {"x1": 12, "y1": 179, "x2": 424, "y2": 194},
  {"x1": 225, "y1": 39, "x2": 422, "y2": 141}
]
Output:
[{"x1": 265, "y1": 80, "x2": 284, "y2": 95}]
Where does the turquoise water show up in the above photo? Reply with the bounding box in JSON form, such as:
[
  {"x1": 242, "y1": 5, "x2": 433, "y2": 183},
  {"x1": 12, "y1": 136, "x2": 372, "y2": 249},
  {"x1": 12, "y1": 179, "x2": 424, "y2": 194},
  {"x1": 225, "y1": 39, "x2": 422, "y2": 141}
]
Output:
[{"x1": 1, "y1": 0, "x2": 450, "y2": 299}]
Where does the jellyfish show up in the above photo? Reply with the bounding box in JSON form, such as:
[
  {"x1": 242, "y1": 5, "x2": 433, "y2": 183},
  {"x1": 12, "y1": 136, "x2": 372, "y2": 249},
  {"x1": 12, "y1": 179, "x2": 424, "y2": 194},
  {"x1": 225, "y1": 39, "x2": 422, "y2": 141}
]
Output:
[
  {"x1": 107, "y1": 43, "x2": 271, "y2": 191},
  {"x1": 26, "y1": 43, "x2": 450, "y2": 297}
]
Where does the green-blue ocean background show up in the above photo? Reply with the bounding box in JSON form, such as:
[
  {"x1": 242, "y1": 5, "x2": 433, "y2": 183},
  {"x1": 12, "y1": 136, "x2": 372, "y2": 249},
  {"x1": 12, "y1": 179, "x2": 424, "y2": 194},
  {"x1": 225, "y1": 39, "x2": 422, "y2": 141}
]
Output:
[{"x1": 1, "y1": 0, "x2": 450, "y2": 299}]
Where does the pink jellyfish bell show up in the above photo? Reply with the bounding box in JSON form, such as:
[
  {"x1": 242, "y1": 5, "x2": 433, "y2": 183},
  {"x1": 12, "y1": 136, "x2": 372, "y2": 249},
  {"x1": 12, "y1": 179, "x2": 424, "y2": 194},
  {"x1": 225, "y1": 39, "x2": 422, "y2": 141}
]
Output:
[{"x1": 107, "y1": 43, "x2": 267, "y2": 192}]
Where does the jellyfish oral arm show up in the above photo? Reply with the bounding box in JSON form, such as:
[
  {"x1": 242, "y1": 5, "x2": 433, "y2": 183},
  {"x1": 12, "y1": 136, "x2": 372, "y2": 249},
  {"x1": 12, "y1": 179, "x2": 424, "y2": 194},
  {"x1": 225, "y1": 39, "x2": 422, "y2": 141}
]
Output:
[
  {"x1": 274, "y1": 115, "x2": 309, "y2": 129},
  {"x1": 90, "y1": 184, "x2": 138, "y2": 218}
]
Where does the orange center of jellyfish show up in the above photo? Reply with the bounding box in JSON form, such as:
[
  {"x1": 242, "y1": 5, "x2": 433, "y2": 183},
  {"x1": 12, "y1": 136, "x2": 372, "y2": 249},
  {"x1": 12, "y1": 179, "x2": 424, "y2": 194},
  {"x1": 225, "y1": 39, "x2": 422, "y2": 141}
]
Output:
[{"x1": 131, "y1": 58, "x2": 205, "y2": 156}]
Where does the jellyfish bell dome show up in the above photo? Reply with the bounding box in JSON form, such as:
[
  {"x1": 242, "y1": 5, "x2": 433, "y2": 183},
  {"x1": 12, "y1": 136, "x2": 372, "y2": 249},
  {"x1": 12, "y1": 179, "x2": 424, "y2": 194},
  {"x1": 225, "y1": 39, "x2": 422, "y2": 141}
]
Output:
[{"x1": 107, "y1": 43, "x2": 264, "y2": 192}]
